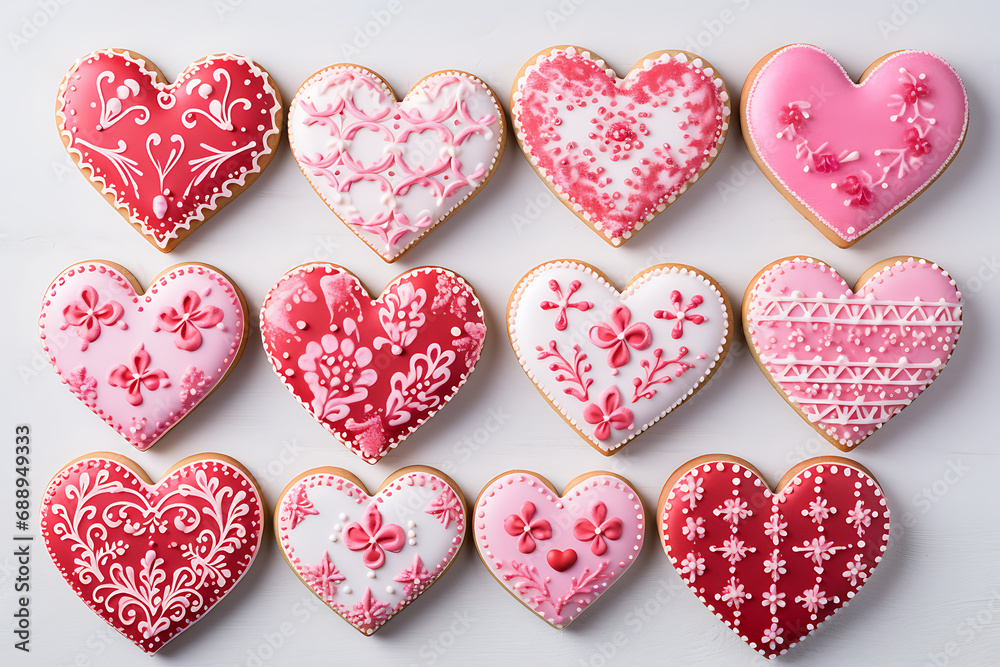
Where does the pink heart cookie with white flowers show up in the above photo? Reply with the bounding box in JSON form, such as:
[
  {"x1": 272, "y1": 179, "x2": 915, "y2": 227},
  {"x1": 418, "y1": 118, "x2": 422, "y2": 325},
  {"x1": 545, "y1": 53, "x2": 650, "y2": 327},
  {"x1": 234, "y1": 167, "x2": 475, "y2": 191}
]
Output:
[
  {"x1": 260, "y1": 264, "x2": 486, "y2": 463},
  {"x1": 39, "y1": 261, "x2": 248, "y2": 451},
  {"x1": 56, "y1": 49, "x2": 282, "y2": 252},
  {"x1": 40, "y1": 452, "x2": 264, "y2": 654},
  {"x1": 511, "y1": 46, "x2": 730, "y2": 246},
  {"x1": 474, "y1": 471, "x2": 644, "y2": 628},
  {"x1": 744, "y1": 256, "x2": 962, "y2": 451},
  {"x1": 742, "y1": 45, "x2": 968, "y2": 247},
  {"x1": 658, "y1": 455, "x2": 890, "y2": 659},
  {"x1": 288, "y1": 65, "x2": 505, "y2": 262},
  {"x1": 508, "y1": 260, "x2": 732, "y2": 455},
  {"x1": 275, "y1": 466, "x2": 466, "y2": 635}
]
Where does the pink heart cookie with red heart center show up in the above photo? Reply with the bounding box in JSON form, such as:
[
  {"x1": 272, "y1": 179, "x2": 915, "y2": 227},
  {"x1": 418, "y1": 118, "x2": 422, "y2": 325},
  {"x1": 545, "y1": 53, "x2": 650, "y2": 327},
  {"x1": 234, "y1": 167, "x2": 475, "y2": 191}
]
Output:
[
  {"x1": 659, "y1": 456, "x2": 889, "y2": 659},
  {"x1": 39, "y1": 261, "x2": 248, "y2": 451},
  {"x1": 744, "y1": 257, "x2": 962, "y2": 450},
  {"x1": 512, "y1": 46, "x2": 730, "y2": 246},
  {"x1": 275, "y1": 466, "x2": 466, "y2": 635},
  {"x1": 288, "y1": 66, "x2": 505, "y2": 262},
  {"x1": 260, "y1": 263, "x2": 486, "y2": 463},
  {"x1": 742, "y1": 45, "x2": 968, "y2": 247},
  {"x1": 40, "y1": 453, "x2": 264, "y2": 654},
  {"x1": 56, "y1": 49, "x2": 283, "y2": 252},
  {"x1": 474, "y1": 471, "x2": 644, "y2": 628}
]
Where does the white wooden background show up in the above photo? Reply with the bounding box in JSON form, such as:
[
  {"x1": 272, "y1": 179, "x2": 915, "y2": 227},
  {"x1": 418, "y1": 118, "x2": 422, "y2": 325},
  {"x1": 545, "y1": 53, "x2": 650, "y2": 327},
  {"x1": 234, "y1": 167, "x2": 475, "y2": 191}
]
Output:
[{"x1": 2, "y1": 0, "x2": 998, "y2": 665}]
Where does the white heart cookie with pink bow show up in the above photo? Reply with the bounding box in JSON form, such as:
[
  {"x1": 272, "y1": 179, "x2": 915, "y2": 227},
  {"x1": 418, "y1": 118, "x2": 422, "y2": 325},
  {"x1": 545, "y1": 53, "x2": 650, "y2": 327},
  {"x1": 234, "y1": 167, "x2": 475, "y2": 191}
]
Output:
[
  {"x1": 508, "y1": 260, "x2": 733, "y2": 455},
  {"x1": 288, "y1": 65, "x2": 505, "y2": 262},
  {"x1": 275, "y1": 466, "x2": 466, "y2": 635}
]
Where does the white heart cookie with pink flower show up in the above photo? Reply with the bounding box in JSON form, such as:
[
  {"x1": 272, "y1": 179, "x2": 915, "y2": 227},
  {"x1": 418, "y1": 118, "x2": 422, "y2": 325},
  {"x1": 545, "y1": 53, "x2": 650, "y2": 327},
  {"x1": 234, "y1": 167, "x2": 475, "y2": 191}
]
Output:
[
  {"x1": 275, "y1": 466, "x2": 465, "y2": 635},
  {"x1": 508, "y1": 260, "x2": 732, "y2": 455}
]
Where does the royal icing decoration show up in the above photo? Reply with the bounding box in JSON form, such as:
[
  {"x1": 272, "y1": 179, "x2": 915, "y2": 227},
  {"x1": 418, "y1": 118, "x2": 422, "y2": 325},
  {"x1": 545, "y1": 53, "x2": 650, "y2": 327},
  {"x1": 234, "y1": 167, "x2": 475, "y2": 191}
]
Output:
[
  {"x1": 39, "y1": 261, "x2": 247, "y2": 451},
  {"x1": 276, "y1": 467, "x2": 465, "y2": 635},
  {"x1": 56, "y1": 49, "x2": 282, "y2": 252},
  {"x1": 512, "y1": 47, "x2": 729, "y2": 246},
  {"x1": 508, "y1": 260, "x2": 731, "y2": 455},
  {"x1": 288, "y1": 66, "x2": 505, "y2": 262},
  {"x1": 474, "y1": 472, "x2": 644, "y2": 628},
  {"x1": 40, "y1": 453, "x2": 263, "y2": 653},
  {"x1": 742, "y1": 45, "x2": 968, "y2": 247},
  {"x1": 659, "y1": 456, "x2": 889, "y2": 659},
  {"x1": 744, "y1": 257, "x2": 961, "y2": 450},
  {"x1": 261, "y1": 264, "x2": 486, "y2": 463}
]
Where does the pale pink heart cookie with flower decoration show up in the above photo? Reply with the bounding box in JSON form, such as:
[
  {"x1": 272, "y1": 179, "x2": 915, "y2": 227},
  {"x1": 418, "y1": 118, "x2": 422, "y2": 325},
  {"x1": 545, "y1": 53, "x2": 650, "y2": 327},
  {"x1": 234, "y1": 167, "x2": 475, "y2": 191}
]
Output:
[
  {"x1": 511, "y1": 46, "x2": 730, "y2": 246},
  {"x1": 40, "y1": 452, "x2": 264, "y2": 654},
  {"x1": 56, "y1": 49, "x2": 282, "y2": 252},
  {"x1": 260, "y1": 263, "x2": 486, "y2": 464},
  {"x1": 474, "y1": 471, "x2": 644, "y2": 628},
  {"x1": 275, "y1": 466, "x2": 465, "y2": 635},
  {"x1": 658, "y1": 455, "x2": 890, "y2": 659},
  {"x1": 39, "y1": 261, "x2": 248, "y2": 451},
  {"x1": 508, "y1": 260, "x2": 732, "y2": 455},
  {"x1": 744, "y1": 256, "x2": 962, "y2": 451},
  {"x1": 288, "y1": 65, "x2": 505, "y2": 262},
  {"x1": 742, "y1": 45, "x2": 968, "y2": 247}
]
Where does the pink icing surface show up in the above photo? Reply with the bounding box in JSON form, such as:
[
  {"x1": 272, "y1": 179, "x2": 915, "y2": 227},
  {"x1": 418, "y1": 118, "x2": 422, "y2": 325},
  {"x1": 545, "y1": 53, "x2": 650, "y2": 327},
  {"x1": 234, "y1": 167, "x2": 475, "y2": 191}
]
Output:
[
  {"x1": 746, "y1": 258, "x2": 962, "y2": 449},
  {"x1": 745, "y1": 45, "x2": 968, "y2": 244},
  {"x1": 39, "y1": 262, "x2": 246, "y2": 451}
]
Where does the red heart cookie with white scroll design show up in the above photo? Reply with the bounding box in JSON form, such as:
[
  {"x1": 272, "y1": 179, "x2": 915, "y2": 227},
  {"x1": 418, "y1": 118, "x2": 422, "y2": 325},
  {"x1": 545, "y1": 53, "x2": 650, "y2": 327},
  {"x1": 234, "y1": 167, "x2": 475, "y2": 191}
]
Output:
[
  {"x1": 511, "y1": 46, "x2": 730, "y2": 246},
  {"x1": 659, "y1": 456, "x2": 889, "y2": 659},
  {"x1": 275, "y1": 466, "x2": 466, "y2": 635},
  {"x1": 474, "y1": 471, "x2": 645, "y2": 628},
  {"x1": 39, "y1": 261, "x2": 249, "y2": 451},
  {"x1": 260, "y1": 264, "x2": 486, "y2": 463},
  {"x1": 744, "y1": 256, "x2": 962, "y2": 451},
  {"x1": 289, "y1": 65, "x2": 505, "y2": 262},
  {"x1": 742, "y1": 45, "x2": 968, "y2": 247},
  {"x1": 56, "y1": 49, "x2": 283, "y2": 252},
  {"x1": 40, "y1": 453, "x2": 264, "y2": 654}
]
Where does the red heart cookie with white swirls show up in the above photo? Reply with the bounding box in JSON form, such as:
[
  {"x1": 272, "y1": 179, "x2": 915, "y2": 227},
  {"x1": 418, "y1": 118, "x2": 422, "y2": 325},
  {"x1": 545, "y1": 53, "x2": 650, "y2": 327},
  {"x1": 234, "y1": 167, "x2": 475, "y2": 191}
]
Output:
[
  {"x1": 744, "y1": 256, "x2": 962, "y2": 451},
  {"x1": 742, "y1": 45, "x2": 968, "y2": 247},
  {"x1": 39, "y1": 261, "x2": 248, "y2": 451},
  {"x1": 56, "y1": 49, "x2": 282, "y2": 252},
  {"x1": 260, "y1": 264, "x2": 486, "y2": 463},
  {"x1": 511, "y1": 46, "x2": 730, "y2": 246},
  {"x1": 289, "y1": 65, "x2": 505, "y2": 262},
  {"x1": 40, "y1": 453, "x2": 264, "y2": 654},
  {"x1": 508, "y1": 260, "x2": 732, "y2": 455},
  {"x1": 659, "y1": 456, "x2": 889, "y2": 659},
  {"x1": 276, "y1": 466, "x2": 465, "y2": 635},
  {"x1": 474, "y1": 471, "x2": 644, "y2": 628}
]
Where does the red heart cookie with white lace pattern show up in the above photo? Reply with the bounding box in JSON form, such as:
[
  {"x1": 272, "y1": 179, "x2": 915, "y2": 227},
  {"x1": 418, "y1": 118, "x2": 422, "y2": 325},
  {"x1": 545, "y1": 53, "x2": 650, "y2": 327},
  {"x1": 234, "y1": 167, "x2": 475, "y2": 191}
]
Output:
[
  {"x1": 260, "y1": 264, "x2": 486, "y2": 463},
  {"x1": 275, "y1": 466, "x2": 465, "y2": 635},
  {"x1": 474, "y1": 471, "x2": 645, "y2": 628},
  {"x1": 744, "y1": 256, "x2": 962, "y2": 450},
  {"x1": 658, "y1": 456, "x2": 889, "y2": 659},
  {"x1": 40, "y1": 453, "x2": 264, "y2": 654},
  {"x1": 56, "y1": 49, "x2": 282, "y2": 252},
  {"x1": 39, "y1": 261, "x2": 248, "y2": 451},
  {"x1": 512, "y1": 46, "x2": 730, "y2": 246}
]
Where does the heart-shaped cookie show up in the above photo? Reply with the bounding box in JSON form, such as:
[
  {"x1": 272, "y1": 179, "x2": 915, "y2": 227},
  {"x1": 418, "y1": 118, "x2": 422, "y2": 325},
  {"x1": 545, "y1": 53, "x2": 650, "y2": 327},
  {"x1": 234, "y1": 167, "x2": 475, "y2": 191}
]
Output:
[
  {"x1": 744, "y1": 256, "x2": 962, "y2": 450},
  {"x1": 741, "y1": 45, "x2": 968, "y2": 247},
  {"x1": 473, "y1": 471, "x2": 644, "y2": 628},
  {"x1": 39, "y1": 261, "x2": 248, "y2": 451},
  {"x1": 288, "y1": 65, "x2": 505, "y2": 262},
  {"x1": 511, "y1": 46, "x2": 730, "y2": 246},
  {"x1": 275, "y1": 466, "x2": 465, "y2": 635},
  {"x1": 658, "y1": 455, "x2": 889, "y2": 659},
  {"x1": 508, "y1": 260, "x2": 732, "y2": 455},
  {"x1": 56, "y1": 49, "x2": 283, "y2": 252},
  {"x1": 260, "y1": 263, "x2": 486, "y2": 463},
  {"x1": 40, "y1": 452, "x2": 264, "y2": 654}
]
